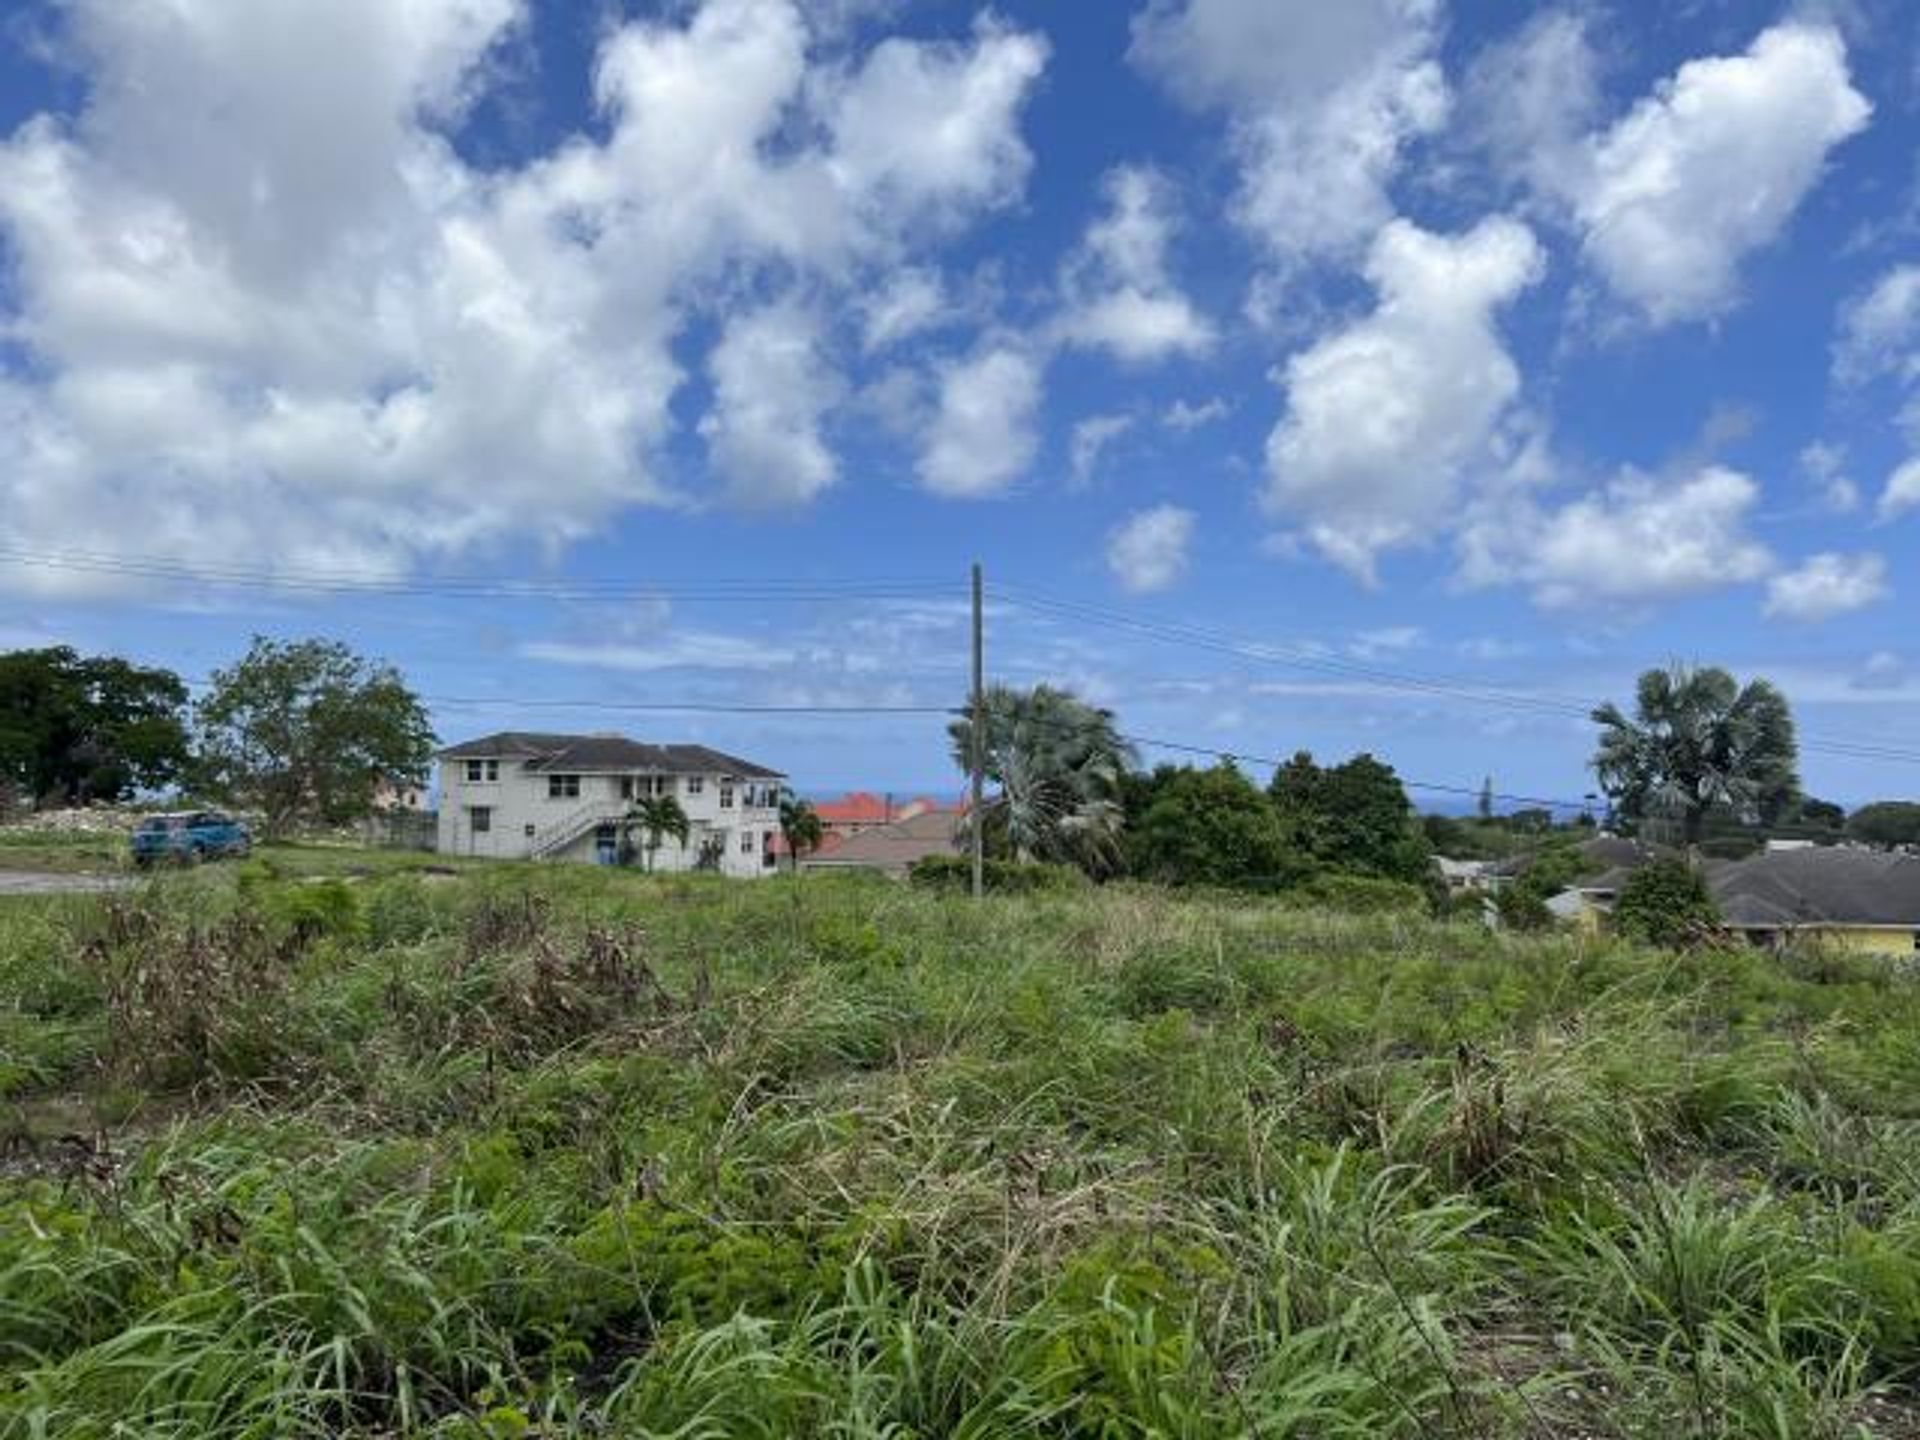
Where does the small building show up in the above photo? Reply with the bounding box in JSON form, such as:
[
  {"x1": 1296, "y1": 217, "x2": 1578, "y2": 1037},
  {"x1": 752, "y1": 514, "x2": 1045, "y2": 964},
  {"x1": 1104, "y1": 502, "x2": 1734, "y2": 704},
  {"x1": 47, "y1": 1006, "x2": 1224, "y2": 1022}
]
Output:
[
  {"x1": 1435, "y1": 856, "x2": 1497, "y2": 897},
  {"x1": 437, "y1": 732, "x2": 784, "y2": 876},
  {"x1": 798, "y1": 807, "x2": 962, "y2": 879}
]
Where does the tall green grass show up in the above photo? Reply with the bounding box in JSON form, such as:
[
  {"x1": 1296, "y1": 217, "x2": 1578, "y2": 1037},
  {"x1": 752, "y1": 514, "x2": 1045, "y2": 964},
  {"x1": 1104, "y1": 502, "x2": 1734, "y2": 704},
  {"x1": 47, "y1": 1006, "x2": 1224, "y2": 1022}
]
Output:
[{"x1": 2, "y1": 864, "x2": 1917, "y2": 1435}]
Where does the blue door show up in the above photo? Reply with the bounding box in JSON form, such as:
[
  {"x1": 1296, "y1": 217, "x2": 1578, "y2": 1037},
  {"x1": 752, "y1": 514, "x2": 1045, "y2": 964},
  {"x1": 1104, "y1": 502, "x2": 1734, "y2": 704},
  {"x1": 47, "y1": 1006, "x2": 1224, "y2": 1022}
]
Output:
[{"x1": 595, "y1": 824, "x2": 619, "y2": 865}]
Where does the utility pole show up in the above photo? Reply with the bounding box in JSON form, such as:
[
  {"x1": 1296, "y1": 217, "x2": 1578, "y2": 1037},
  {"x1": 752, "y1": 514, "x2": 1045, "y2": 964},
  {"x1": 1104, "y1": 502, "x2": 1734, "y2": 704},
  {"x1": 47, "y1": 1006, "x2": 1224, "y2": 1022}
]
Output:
[{"x1": 970, "y1": 561, "x2": 985, "y2": 900}]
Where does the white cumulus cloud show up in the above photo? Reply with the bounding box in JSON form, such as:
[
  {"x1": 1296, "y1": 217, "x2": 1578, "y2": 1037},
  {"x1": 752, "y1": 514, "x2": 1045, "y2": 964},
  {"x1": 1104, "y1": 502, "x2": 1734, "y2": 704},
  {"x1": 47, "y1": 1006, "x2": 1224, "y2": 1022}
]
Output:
[
  {"x1": 1883, "y1": 458, "x2": 1920, "y2": 521},
  {"x1": 1130, "y1": 0, "x2": 1447, "y2": 265},
  {"x1": 0, "y1": 0, "x2": 1050, "y2": 593},
  {"x1": 917, "y1": 345, "x2": 1042, "y2": 498},
  {"x1": 1471, "y1": 466, "x2": 1772, "y2": 609},
  {"x1": 699, "y1": 300, "x2": 841, "y2": 509},
  {"x1": 1070, "y1": 413, "x2": 1136, "y2": 486},
  {"x1": 1263, "y1": 216, "x2": 1544, "y2": 580},
  {"x1": 1763, "y1": 552, "x2": 1889, "y2": 622},
  {"x1": 1106, "y1": 505, "x2": 1196, "y2": 593},
  {"x1": 1058, "y1": 166, "x2": 1213, "y2": 363},
  {"x1": 1835, "y1": 264, "x2": 1920, "y2": 387},
  {"x1": 1572, "y1": 22, "x2": 1870, "y2": 325}
]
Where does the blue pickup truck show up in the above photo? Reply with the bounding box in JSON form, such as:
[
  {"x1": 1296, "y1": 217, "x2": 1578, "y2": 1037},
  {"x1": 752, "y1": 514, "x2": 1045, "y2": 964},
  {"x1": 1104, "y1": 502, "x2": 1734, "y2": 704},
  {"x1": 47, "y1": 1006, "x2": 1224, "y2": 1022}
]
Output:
[{"x1": 130, "y1": 811, "x2": 252, "y2": 867}]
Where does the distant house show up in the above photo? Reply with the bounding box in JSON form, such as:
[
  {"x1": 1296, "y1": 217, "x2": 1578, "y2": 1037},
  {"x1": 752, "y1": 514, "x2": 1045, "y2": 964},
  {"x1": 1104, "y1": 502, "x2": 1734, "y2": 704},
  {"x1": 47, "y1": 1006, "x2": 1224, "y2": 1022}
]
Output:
[
  {"x1": 1711, "y1": 848, "x2": 1920, "y2": 956},
  {"x1": 371, "y1": 775, "x2": 430, "y2": 812},
  {"x1": 798, "y1": 807, "x2": 962, "y2": 879},
  {"x1": 437, "y1": 732, "x2": 785, "y2": 875},
  {"x1": 1547, "y1": 847, "x2": 1920, "y2": 954},
  {"x1": 812, "y1": 792, "x2": 957, "y2": 841},
  {"x1": 1435, "y1": 856, "x2": 1497, "y2": 897}
]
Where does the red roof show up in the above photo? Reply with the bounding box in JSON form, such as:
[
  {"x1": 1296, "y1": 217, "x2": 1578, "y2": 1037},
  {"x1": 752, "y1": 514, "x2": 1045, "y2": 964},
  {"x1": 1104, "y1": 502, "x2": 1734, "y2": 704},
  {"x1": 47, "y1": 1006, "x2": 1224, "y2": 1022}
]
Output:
[{"x1": 813, "y1": 791, "x2": 892, "y2": 824}]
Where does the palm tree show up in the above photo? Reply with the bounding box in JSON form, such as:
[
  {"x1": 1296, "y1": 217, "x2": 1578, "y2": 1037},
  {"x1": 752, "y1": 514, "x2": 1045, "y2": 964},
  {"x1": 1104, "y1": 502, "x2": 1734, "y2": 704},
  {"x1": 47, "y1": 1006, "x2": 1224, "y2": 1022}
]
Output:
[
  {"x1": 624, "y1": 794, "x2": 690, "y2": 873},
  {"x1": 778, "y1": 792, "x2": 824, "y2": 875},
  {"x1": 948, "y1": 683, "x2": 1136, "y2": 872},
  {"x1": 1591, "y1": 664, "x2": 1800, "y2": 848}
]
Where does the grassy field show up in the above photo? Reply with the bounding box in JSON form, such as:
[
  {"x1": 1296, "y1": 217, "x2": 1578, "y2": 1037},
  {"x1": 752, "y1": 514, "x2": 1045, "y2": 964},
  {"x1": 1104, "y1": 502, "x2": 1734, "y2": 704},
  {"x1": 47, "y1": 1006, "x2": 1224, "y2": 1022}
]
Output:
[{"x1": 2, "y1": 861, "x2": 1918, "y2": 1437}]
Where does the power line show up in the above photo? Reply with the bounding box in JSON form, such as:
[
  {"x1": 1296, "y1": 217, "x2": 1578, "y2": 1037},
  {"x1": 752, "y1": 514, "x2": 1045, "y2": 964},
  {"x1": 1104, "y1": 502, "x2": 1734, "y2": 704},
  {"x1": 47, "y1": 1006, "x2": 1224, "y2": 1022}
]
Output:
[
  {"x1": 993, "y1": 583, "x2": 1920, "y2": 769},
  {"x1": 0, "y1": 547, "x2": 956, "y2": 602}
]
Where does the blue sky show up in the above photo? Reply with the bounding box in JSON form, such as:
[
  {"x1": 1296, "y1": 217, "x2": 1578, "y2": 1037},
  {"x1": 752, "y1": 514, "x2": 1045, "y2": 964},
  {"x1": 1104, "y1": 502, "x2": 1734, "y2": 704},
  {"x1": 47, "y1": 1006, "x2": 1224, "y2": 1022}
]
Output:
[{"x1": 1, "y1": 0, "x2": 1918, "y2": 806}]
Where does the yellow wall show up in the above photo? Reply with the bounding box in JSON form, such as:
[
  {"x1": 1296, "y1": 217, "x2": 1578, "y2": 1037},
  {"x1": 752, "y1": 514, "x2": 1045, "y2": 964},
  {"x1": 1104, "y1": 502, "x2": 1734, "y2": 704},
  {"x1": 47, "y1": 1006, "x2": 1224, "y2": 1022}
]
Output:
[{"x1": 1798, "y1": 926, "x2": 1920, "y2": 957}]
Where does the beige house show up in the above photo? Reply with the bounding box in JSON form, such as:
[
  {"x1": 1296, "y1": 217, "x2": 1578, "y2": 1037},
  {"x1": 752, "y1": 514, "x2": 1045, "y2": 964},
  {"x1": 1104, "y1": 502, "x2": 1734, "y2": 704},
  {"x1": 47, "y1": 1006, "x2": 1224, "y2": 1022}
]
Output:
[
  {"x1": 798, "y1": 807, "x2": 962, "y2": 879},
  {"x1": 437, "y1": 732, "x2": 784, "y2": 876}
]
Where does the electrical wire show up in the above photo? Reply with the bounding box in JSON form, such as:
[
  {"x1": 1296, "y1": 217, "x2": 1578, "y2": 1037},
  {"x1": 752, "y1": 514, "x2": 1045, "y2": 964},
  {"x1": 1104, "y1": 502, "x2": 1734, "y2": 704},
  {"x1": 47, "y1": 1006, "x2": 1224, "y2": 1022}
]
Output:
[
  {"x1": 0, "y1": 546, "x2": 956, "y2": 602},
  {"x1": 992, "y1": 582, "x2": 1920, "y2": 769}
]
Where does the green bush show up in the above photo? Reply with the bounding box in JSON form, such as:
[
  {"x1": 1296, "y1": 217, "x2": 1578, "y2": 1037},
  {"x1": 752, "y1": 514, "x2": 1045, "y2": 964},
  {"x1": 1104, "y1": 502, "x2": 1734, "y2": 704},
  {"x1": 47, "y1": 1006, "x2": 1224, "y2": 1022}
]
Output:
[
  {"x1": 1611, "y1": 858, "x2": 1719, "y2": 949},
  {"x1": 907, "y1": 854, "x2": 1086, "y2": 894},
  {"x1": 1289, "y1": 871, "x2": 1427, "y2": 914}
]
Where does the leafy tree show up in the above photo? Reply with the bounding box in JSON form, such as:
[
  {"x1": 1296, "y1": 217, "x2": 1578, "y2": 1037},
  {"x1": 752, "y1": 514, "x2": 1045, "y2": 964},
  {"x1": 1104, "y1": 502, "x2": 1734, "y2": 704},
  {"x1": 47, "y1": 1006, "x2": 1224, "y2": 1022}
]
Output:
[
  {"x1": 1591, "y1": 665, "x2": 1800, "y2": 848},
  {"x1": 0, "y1": 647, "x2": 190, "y2": 804},
  {"x1": 1422, "y1": 813, "x2": 1470, "y2": 854},
  {"x1": 625, "y1": 794, "x2": 691, "y2": 871},
  {"x1": 949, "y1": 684, "x2": 1135, "y2": 873},
  {"x1": 194, "y1": 637, "x2": 434, "y2": 837},
  {"x1": 1611, "y1": 859, "x2": 1721, "y2": 949},
  {"x1": 778, "y1": 792, "x2": 824, "y2": 874},
  {"x1": 1128, "y1": 762, "x2": 1306, "y2": 889},
  {"x1": 1269, "y1": 751, "x2": 1430, "y2": 884},
  {"x1": 1797, "y1": 797, "x2": 1847, "y2": 833},
  {"x1": 1845, "y1": 801, "x2": 1920, "y2": 849}
]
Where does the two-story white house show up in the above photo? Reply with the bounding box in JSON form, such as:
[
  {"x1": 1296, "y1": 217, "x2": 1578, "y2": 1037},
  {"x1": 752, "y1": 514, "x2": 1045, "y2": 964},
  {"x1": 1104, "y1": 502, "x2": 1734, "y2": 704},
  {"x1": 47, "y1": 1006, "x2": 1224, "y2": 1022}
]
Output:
[{"x1": 436, "y1": 732, "x2": 786, "y2": 876}]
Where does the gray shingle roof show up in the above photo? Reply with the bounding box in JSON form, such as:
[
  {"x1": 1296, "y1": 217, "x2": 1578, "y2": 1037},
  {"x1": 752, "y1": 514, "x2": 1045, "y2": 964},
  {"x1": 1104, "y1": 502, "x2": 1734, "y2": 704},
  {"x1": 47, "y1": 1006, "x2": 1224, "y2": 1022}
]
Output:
[
  {"x1": 1708, "y1": 849, "x2": 1920, "y2": 929},
  {"x1": 438, "y1": 731, "x2": 783, "y2": 779}
]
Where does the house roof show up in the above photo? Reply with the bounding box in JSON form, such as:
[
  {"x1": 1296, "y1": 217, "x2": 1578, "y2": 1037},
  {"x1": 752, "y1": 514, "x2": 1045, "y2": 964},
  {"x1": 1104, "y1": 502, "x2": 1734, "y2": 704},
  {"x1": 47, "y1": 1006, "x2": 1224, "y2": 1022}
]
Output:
[
  {"x1": 814, "y1": 792, "x2": 893, "y2": 824},
  {"x1": 1707, "y1": 848, "x2": 1920, "y2": 929},
  {"x1": 439, "y1": 731, "x2": 784, "y2": 779},
  {"x1": 799, "y1": 808, "x2": 960, "y2": 872}
]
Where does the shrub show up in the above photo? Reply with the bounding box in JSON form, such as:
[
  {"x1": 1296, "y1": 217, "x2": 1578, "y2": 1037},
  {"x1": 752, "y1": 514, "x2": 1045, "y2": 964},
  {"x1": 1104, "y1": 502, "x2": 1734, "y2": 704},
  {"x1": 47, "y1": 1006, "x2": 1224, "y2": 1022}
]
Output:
[
  {"x1": 907, "y1": 854, "x2": 1085, "y2": 894},
  {"x1": 1289, "y1": 871, "x2": 1426, "y2": 914},
  {"x1": 1611, "y1": 859, "x2": 1720, "y2": 949}
]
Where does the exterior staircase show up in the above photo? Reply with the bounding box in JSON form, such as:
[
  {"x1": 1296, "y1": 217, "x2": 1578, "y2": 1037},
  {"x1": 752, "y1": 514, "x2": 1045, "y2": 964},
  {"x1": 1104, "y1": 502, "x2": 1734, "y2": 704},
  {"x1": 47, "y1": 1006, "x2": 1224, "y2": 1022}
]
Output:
[{"x1": 529, "y1": 801, "x2": 626, "y2": 860}]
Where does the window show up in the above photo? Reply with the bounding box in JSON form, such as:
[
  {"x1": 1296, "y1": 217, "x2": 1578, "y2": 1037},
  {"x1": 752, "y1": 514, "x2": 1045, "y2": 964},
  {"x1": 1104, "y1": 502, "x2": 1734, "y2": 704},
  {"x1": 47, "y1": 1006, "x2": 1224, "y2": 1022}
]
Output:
[
  {"x1": 469, "y1": 806, "x2": 492, "y2": 834},
  {"x1": 464, "y1": 759, "x2": 498, "y2": 783},
  {"x1": 719, "y1": 782, "x2": 735, "y2": 809},
  {"x1": 740, "y1": 829, "x2": 755, "y2": 854},
  {"x1": 548, "y1": 774, "x2": 580, "y2": 800},
  {"x1": 686, "y1": 776, "x2": 704, "y2": 796}
]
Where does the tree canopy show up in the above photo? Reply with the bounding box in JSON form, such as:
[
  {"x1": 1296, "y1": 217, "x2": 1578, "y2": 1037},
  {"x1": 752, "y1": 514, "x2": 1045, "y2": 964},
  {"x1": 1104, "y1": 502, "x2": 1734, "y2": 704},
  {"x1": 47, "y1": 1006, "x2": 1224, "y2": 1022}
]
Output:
[
  {"x1": 1591, "y1": 665, "x2": 1800, "y2": 847},
  {"x1": 949, "y1": 684, "x2": 1135, "y2": 872},
  {"x1": 194, "y1": 637, "x2": 434, "y2": 836},
  {"x1": 1845, "y1": 801, "x2": 1920, "y2": 849},
  {"x1": 0, "y1": 647, "x2": 190, "y2": 805},
  {"x1": 1128, "y1": 761, "x2": 1303, "y2": 889},
  {"x1": 1268, "y1": 751, "x2": 1430, "y2": 884}
]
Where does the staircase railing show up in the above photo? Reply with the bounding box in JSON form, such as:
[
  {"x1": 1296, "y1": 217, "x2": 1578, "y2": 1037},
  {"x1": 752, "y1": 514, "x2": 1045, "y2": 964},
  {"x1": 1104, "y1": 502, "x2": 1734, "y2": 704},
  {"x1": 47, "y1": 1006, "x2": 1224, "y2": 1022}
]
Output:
[{"x1": 529, "y1": 800, "x2": 626, "y2": 860}]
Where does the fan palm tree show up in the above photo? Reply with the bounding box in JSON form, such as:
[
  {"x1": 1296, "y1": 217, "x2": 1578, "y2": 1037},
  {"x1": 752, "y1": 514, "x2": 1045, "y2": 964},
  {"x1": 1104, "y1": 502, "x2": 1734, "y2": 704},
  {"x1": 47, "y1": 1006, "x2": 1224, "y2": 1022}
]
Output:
[
  {"x1": 624, "y1": 794, "x2": 690, "y2": 873},
  {"x1": 1591, "y1": 664, "x2": 1800, "y2": 848},
  {"x1": 948, "y1": 683, "x2": 1136, "y2": 872},
  {"x1": 778, "y1": 792, "x2": 824, "y2": 875}
]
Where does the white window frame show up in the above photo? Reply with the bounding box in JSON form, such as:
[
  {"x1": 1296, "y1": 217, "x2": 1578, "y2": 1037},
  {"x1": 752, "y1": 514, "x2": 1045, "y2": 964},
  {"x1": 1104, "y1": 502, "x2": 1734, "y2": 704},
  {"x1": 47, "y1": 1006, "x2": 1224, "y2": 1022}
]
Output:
[
  {"x1": 548, "y1": 774, "x2": 581, "y2": 800},
  {"x1": 739, "y1": 829, "x2": 755, "y2": 854},
  {"x1": 465, "y1": 759, "x2": 499, "y2": 783},
  {"x1": 685, "y1": 776, "x2": 704, "y2": 796},
  {"x1": 469, "y1": 805, "x2": 492, "y2": 834},
  {"x1": 719, "y1": 781, "x2": 735, "y2": 809}
]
